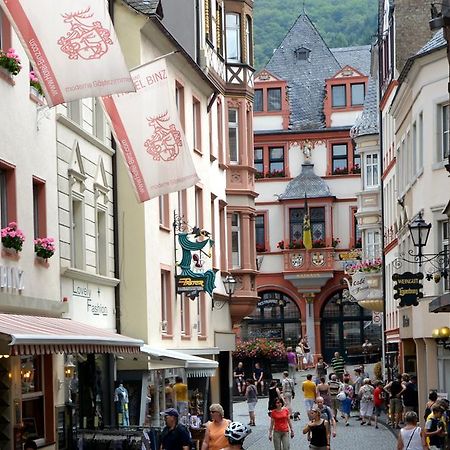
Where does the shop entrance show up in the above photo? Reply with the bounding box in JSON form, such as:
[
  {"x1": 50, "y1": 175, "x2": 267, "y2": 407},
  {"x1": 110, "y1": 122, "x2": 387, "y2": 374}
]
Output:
[
  {"x1": 321, "y1": 291, "x2": 382, "y2": 365},
  {"x1": 241, "y1": 291, "x2": 301, "y2": 348}
]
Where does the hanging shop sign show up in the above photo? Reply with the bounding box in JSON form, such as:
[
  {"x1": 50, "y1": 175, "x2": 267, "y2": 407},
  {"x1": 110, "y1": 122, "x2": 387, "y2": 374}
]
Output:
[
  {"x1": 338, "y1": 250, "x2": 362, "y2": 261},
  {"x1": 344, "y1": 271, "x2": 369, "y2": 302},
  {"x1": 392, "y1": 272, "x2": 424, "y2": 307},
  {"x1": 372, "y1": 311, "x2": 382, "y2": 326},
  {"x1": 175, "y1": 276, "x2": 206, "y2": 294}
]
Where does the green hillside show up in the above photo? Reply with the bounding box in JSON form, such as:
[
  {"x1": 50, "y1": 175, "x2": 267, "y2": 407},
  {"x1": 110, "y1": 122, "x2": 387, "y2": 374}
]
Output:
[{"x1": 254, "y1": 0, "x2": 378, "y2": 69}]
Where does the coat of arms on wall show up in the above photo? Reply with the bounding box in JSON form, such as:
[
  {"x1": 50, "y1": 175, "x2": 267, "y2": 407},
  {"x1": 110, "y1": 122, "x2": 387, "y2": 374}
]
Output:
[
  {"x1": 311, "y1": 252, "x2": 325, "y2": 267},
  {"x1": 291, "y1": 254, "x2": 304, "y2": 268}
]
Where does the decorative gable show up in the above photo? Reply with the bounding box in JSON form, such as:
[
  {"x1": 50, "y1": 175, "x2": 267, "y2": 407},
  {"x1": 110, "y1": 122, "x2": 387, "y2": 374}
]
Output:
[
  {"x1": 68, "y1": 140, "x2": 86, "y2": 192},
  {"x1": 332, "y1": 65, "x2": 365, "y2": 79},
  {"x1": 94, "y1": 157, "x2": 110, "y2": 205},
  {"x1": 254, "y1": 69, "x2": 284, "y2": 83}
]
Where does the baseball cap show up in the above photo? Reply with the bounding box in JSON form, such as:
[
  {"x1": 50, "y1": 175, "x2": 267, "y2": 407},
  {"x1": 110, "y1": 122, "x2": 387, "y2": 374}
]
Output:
[{"x1": 161, "y1": 408, "x2": 179, "y2": 417}]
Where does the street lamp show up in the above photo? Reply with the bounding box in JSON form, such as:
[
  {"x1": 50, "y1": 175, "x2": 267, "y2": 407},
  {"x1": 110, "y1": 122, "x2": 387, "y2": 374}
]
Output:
[
  {"x1": 432, "y1": 326, "x2": 450, "y2": 349},
  {"x1": 223, "y1": 275, "x2": 237, "y2": 302},
  {"x1": 408, "y1": 212, "x2": 432, "y2": 266}
]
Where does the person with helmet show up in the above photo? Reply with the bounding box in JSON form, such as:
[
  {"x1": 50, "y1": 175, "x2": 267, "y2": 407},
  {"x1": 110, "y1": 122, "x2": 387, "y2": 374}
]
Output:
[{"x1": 223, "y1": 421, "x2": 251, "y2": 450}]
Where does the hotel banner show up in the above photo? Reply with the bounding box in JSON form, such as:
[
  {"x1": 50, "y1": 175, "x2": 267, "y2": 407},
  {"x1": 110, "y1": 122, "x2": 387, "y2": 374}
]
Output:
[
  {"x1": 101, "y1": 58, "x2": 199, "y2": 202},
  {"x1": 0, "y1": 0, "x2": 134, "y2": 106}
]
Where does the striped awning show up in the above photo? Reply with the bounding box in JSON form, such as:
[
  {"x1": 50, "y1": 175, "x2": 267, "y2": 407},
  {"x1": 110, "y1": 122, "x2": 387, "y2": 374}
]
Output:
[{"x1": 0, "y1": 314, "x2": 144, "y2": 355}]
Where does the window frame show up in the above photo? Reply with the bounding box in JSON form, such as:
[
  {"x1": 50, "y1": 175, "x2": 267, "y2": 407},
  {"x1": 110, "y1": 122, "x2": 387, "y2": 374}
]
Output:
[
  {"x1": 175, "y1": 80, "x2": 185, "y2": 131},
  {"x1": 32, "y1": 177, "x2": 47, "y2": 238},
  {"x1": 267, "y1": 87, "x2": 282, "y2": 112},
  {"x1": 253, "y1": 144, "x2": 288, "y2": 179},
  {"x1": 231, "y1": 212, "x2": 241, "y2": 269},
  {"x1": 365, "y1": 230, "x2": 381, "y2": 260},
  {"x1": 228, "y1": 107, "x2": 239, "y2": 164},
  {"x1": 441, "y1": 221, "x2": 449, "y2": 293},
  {"x1": 364, "y1": 152, "x2": 380, "y2": 189},
  {"x1": 192, "y1": 96, "x2": 202, "y2": 153},
  {"x1": 331, "y1": 84, "x2": 346, "y2": 108},
  {"x1": 197, "y1": 292, "x2": 207, "y2": 338},
  {"x1": 441, "y1": 103, "x2": 449, "y2": 161},
  {"x1": 253, "y1": 82, "x2": 288, "y2": 118},
  {"x1": 225, "y1": 12, "x2": 241, "y2": 62},
  {"x1": 350, "y1": 82, "x2": 365, "y2": 106},
  {"x1": 0, "y1": 160, "x2": 16, "y2": 229},
  {"x1": 254, "y1": 89, "x2": 263, "y2": 112},
  {"x1": 159, "y1": 194, "x2": 170, "y2": 230},
  {"x1": 195, "y1": 186, "x2": 204, "y2": 229},
  {"x1": 180, "y1": 294, "x2": 191, "y2": 338},
  {"x1": 255, "y1": 212, "x2": 268, "y2": 253},
  {"x1": 70, "y1": 194, "x2": 85, "y2": 270},
  {"x1": 160, "y1": 268, "x2": 173, "y2": 336},
  {"x1": 331, "y1": 143, "x2": 348, "y2": 175},
  {"x1": 268, "y1": 146, "x2": 285, "y2": 176},
  {"x1": 95, "y1": 206, "x2": 108, "y2": 276}
]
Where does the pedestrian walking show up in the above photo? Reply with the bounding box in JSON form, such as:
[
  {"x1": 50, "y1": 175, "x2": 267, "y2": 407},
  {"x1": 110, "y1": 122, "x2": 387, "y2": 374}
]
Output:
[
  {"x1": 316, "y1": 377, "x2": 332, "y2": 408},
  {"x1": 315, "y1": 396, "x2": 337, "y2": 438},
  {"x1": 397, "y1": 411, "x2": 427, "y2": 450},
  {"x1": 233, "y1": 362, "x2": 246, "y2": 396},
  {"x1": 268, "y1": 398, "x2": 295, "y2": 450},
  {"x1": 358, "y1": 378, "x2": 375, "y2": 426},
  {"x1": 253, "y1": 362, "x2": 265, "y2": 396},
  {"x1": 385, "y1": 374, "x2": 404, "y2": 429},
  {"x1": 402, "y1": 374, "x2": 419, "y2": 414},
  {"x1": 362, "y1": 339, "x2": 372, "y2": 364},
  {"x1": 424, "y1": 405, "x2": 446, "y2": 450},
  {"x1": 201, "y1": 404, "x2": 231, "y2": 450},
  {"x1": 268, "y1": 380, "x2": 282, "y2": 414},
  {"x1": 338, "y1": 378, "x2": 353, "y2": 426},
  {"x1": 303, "y1": 405, "x2": 330, "y2": 450},
  {"x1": 296, "y1": 338, "x2": 305, "y2": 371},
  {"x1": 330, "y1": 352, "x2": 345, "y2": 381},
  {"x1": 302, "y1": 337, "x2": 313, "y2": 369},
  {"x1": 373, "y1": 380, "x2": 387, "y2": 429},
  {"x1": 223, "y1": 422, "x2": 251, "y2": 450},
  {"x1": 245, "y1": 379, "x2": 258, "y2": 427},
  {"x1": 173, "y1": 376, "x2": 189, "y2": 418},
  {"x1": 160, "y1": 408, "x2": 191, "y2": 450},
  {"x1": 353, "y1": 368, "x2": 364, "y2": 419},
  {"x1": 286, "y1": 347, "x2": 298, "y2": 384},
  {"x1": 302, "y1": 374, "x2": 317, "y2": 412},
  {"x1": 424, "y1": 391, "x2": 439, "y2": 421},
  {"x1": 281, "y1": 371, "x2": 295, "y2": 415},
  {"x1": 315, "y1": 357, "x2": 329, "y2": 384},
  {"x1": 328, "y1": 374, "x2": 341, "y2": 421}
]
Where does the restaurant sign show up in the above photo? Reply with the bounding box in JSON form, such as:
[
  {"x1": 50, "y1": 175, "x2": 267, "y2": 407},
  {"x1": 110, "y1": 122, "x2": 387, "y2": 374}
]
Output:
[
  {"x1": 392, "y1": 272, "x2": 424, "y2": 307},
  {"x1": 176, "y1": 276, "x2": 206, "y2": 294}
]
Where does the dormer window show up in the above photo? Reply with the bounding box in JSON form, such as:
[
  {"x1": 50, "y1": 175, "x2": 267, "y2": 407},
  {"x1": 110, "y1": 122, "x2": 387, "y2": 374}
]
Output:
[{"x1": 294, "y1": 47, "x2": 310, "y2": 61}]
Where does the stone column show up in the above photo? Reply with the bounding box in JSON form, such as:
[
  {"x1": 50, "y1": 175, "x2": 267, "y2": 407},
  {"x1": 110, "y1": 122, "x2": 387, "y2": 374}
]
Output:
[
  {"x1": 414, "y1": 338, "x2": 427, "y2": 426},
  {"x1": 305, "y1": 294, "x2": 316, "y2": 355}
]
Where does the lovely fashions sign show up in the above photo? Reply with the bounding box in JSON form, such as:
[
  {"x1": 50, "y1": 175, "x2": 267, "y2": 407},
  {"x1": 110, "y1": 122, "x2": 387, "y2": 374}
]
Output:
[
  {"x1": 0, "y1": 0, "x2": 134, "y2": 106},
  {"x1": 101, "y1": 58, "x2": 199, "y2": 201}
]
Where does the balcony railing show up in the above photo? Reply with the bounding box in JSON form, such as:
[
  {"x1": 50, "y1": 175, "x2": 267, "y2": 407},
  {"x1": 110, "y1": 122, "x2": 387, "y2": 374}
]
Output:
[{"x1": 282, "y1": 247, "x2": 335, "y2": 272}]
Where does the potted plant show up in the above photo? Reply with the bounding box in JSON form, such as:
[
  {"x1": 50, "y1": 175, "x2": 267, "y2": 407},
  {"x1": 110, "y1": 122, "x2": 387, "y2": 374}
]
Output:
[
  {"x1": 332, "y1": 166, "x2": 348, "y2": 175},
  {"x1": 277, "y1": 240, "x2": 285, "y2": 249},
  {"x1": 1, "y1": 222, "x2": 25, "y2": 252},
  {"x1": 332, "y1": 237, "x2": 341, "y2": 248},
  {"x1": 351, "y1": 163, "x2": 361, "y2": 174},
  {"x1": 233, "y1": 339, "x2": 287, "y2": 360},
  {"x1": 256, "y1": 243, "x2": 266, "y2": 253},
  {"x1": 266, "y1": 169, "x2": 285, "y2": 178},
  {"x1": 255, "y1": 171, "x2": 264, "y2": 179},
  {"x1": 29, "y1": 70, "x2": 44, "y2": 96},
  {"x1": 312, "y1": 239, "x2": 326, "y2": 248},
  {"x1": 0, "y1": 48, "x2": 22, "y2": 76},
  {"x1": 34, "y1": 237, "x2": 56, "y2": 260}
]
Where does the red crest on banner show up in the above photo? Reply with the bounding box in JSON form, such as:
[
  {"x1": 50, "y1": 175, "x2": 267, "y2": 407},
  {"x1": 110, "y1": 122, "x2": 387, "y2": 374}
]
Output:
[
  {"x1": 144, "y1": 111, "x2": 182, "y2": 162},
  {"x1": 57, "y1": 7, "x2": 113, "y2": 60}
]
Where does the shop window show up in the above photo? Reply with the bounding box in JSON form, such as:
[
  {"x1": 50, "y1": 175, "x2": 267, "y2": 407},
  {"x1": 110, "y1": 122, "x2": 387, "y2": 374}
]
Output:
[
  {"x1": 254, "y1": 89, "x2": 263, "y2": 112},
  {"x1": 267, "y1": 88, "x2": 281, "y2": 111},
  {"x1": 32, "y1": 178, "x2": 46, "y2": 238},
  {"x1": 269, "y1": 147, "x2": 284, "y2": 176},
  {"x1": 332, "y1": 143, "x2": 348, "y2": 174},
  {"x1": 161, "y1": 269, "x2": 172, "y2": 335},
  {"x1": 159, "y1": 194, "x2": 170, "y2": 229},
  {"x1": 71, "y1": 196, "x2": 84, "y2": 269},
  {"x1": 96, "y1": 208, "x2": 107, "y2": 276},
  {"x1": 331, "y1": 85, "x2": 346, "y2": 108},
  {"x1": 193, "y1": 97, "x2": 201, "y2": 152},
  {"x1": 175, "y1": 81, "x2": 185, "y2": 131},
  {"x1": 231, "y1": 212, "x2": 241, "y2": 268},
  {"x1": 255, "y1": 214, "x2": 266, "y2": 252},
  {"x1": 254, "y1": 148, "x2": 263, "y2": 176},
  {"x1": 364, "y1": 153, "x2": 380, "y2": 188},
  {"x1": 228, "y1": 108, "x2": 239, "y2": 163},
  {"x1": 351, "y1": 83, "x2": 365, "y2": 106},
  {"x1": 225, "y1": 13, "x2": 241, "y2": 62}
]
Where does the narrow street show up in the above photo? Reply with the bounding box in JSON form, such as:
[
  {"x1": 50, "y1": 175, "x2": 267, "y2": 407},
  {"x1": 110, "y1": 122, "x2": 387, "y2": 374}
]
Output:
[{"x1": 232, "y1": 373, "x2": 397, "y2": 450}]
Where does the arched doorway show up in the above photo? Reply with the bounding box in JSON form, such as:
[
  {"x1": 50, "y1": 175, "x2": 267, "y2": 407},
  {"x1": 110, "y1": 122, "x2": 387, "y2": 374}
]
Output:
[
  {"x1": 241, "y1": 291, "x2": 301, "y2": 347},
  {"x1": 321, "y1": 291, "x2": 382, "y2": 364}
]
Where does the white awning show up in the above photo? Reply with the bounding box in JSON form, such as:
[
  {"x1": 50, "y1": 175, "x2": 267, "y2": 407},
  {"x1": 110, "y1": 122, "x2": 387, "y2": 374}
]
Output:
[
  {"x1": 0, "y1": 313, "x2": 144, "y2": 355},
  {"x1": 140, "y1": 345, "x2": 218, "y2": 377}
]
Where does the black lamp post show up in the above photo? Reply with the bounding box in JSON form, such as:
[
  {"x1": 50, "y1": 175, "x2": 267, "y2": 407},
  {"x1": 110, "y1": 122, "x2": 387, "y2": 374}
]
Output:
[
  {"x1": 408, "y1": 212, "x2": 432, "y2": 266},
  {"x1": 223, "y1": 275, "x2": 237, "y2": 304}
]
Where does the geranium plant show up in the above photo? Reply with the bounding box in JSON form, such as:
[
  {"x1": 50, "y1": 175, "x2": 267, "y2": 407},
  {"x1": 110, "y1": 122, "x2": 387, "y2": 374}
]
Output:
[
  {"x1": 348, "y1": 257, "x2": 382, "y2": 273},
  {"x1": 351, "y1": 163, "x2": 361, "y2": 174},
  {"x1": 0, "y1": 48, "x2": 22, "y2": 76},
  {"x1": 233, "y1": 339, "x2": 286, "y2": 360},
  {"x1": 332, "y1": 237, "x2": 341, "y2": 248},
  {"x1": 34, "y1": 237, "x2": 55, "y2": 259},
  {"x1": 332, "y1": 166, "x2": 348, "y2": 175},
  {"x1": 312, "y1": 239, "x2": 326, "y2": 248},
  {"x1": 266, "y1": 169, "x2": 285, "y2": 178},
  {"x1": 256, "y1": 243, "x2": 266, "y2": 253},
  {"x1": 29, "y1": 70, "x2": 43, "y2": 95},
  {"x1": 1, "y1": 222, "x2": 25, "y2": 252}
]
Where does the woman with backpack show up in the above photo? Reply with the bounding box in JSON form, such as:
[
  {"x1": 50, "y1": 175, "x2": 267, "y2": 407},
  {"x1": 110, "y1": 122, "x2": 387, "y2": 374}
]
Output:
[{"x1": 358, "y1": 378, "x2": 374, "y2": 426}]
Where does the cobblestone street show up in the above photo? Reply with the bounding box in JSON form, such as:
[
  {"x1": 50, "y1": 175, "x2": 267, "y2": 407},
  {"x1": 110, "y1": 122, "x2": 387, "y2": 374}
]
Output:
[{"x1": 232, "y1": 373, "x2": 397, "y2": 450}]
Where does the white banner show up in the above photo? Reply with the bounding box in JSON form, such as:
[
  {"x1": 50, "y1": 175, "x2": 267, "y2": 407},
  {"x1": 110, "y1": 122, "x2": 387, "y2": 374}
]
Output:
[
  {"x1": 348, "y1": 271, "x2": 370, "y2": 302},
  {"x1": 101, "y1": 59, "x2": 199, "y2": 202},
  {"x1": 0, "y1": 0, "x2": 134, "y2": 106}
]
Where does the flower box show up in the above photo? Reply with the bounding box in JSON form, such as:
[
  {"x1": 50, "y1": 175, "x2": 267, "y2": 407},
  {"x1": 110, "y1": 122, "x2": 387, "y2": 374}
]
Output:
[
  {"x1": 34, "y1": 237, "x2": 55, "y2": 260},
  {"x1": 0, "y1": 49, "x2": 22, "y2": 76},
  {"x1": 1, "y1": 222, "x2": 25, "y2": 253}
]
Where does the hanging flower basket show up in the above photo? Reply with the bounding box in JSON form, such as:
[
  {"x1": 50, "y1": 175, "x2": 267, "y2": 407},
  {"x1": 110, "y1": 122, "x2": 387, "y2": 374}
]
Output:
[
  {"x1": 1, "y1": 222, "x2": 25, "y2": 252},
  {"x1": 34, "y1": 237, "x2": 55, "y2": 260}
]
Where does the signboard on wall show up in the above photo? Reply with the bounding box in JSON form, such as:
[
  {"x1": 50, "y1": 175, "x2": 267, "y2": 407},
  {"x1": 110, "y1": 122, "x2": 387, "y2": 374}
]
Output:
[
  {"x1": 175, "y1": 276, "x2": 206, "y2": 294},
  {"x1": 392, "y1": 272, "x2": 424, "y2": 307}
]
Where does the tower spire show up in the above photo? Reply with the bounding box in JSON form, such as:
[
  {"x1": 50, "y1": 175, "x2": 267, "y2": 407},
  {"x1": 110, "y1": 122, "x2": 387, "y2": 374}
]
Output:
[{"x1": 303, "y1": 0, "x2": 306, "y2": 13}]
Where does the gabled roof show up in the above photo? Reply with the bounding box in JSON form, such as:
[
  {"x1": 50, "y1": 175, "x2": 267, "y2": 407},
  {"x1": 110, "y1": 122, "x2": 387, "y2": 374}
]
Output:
[
  {"x1": 266, "y1": 14, "x2": 341, "y2": 130},
  {"x1": 350, "y1": 76, "x2": 379, "y2": 138},
  {"x1": 331, "y1": 46, "x2": 371, "y2": 76},
  {"x1": 279, "y1": 163, "x2": 332, "y2": 200},
  {"x1": 254, "y1": 68, "x2": 285, "y2": 83},
  {"x1": 122, "y1": 0, "x2": 163, "y2": 19}
]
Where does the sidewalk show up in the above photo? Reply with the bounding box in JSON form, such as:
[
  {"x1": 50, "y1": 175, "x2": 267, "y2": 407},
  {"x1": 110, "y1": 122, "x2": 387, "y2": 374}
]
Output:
[{"x1": 232, "y1": 371, "x2": 397, "y2": 450}]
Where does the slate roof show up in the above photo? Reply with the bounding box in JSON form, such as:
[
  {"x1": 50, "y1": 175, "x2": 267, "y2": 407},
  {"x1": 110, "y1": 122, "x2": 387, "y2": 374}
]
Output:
[
  {"x1": 265, "y1": 14, "x2": 370, "y2": 131},
  {"x1": 331, "y1": 45, "x2": 371, "y2": 76},
  {"x1": 122, "y1": 0, "x2": 163, "y2": 19},
  {"x1": 279, "y1": 163, "x2": 333, "y2": 200},
  {"x1": 350, "y1": 76, "x2": 379, "y2": 138}
]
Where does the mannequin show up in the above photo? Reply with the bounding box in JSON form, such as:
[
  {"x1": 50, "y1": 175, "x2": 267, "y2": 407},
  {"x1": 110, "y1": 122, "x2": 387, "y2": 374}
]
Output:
[{"x1": 114, "y1": 382, "x2": 130, "y2": 427}]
